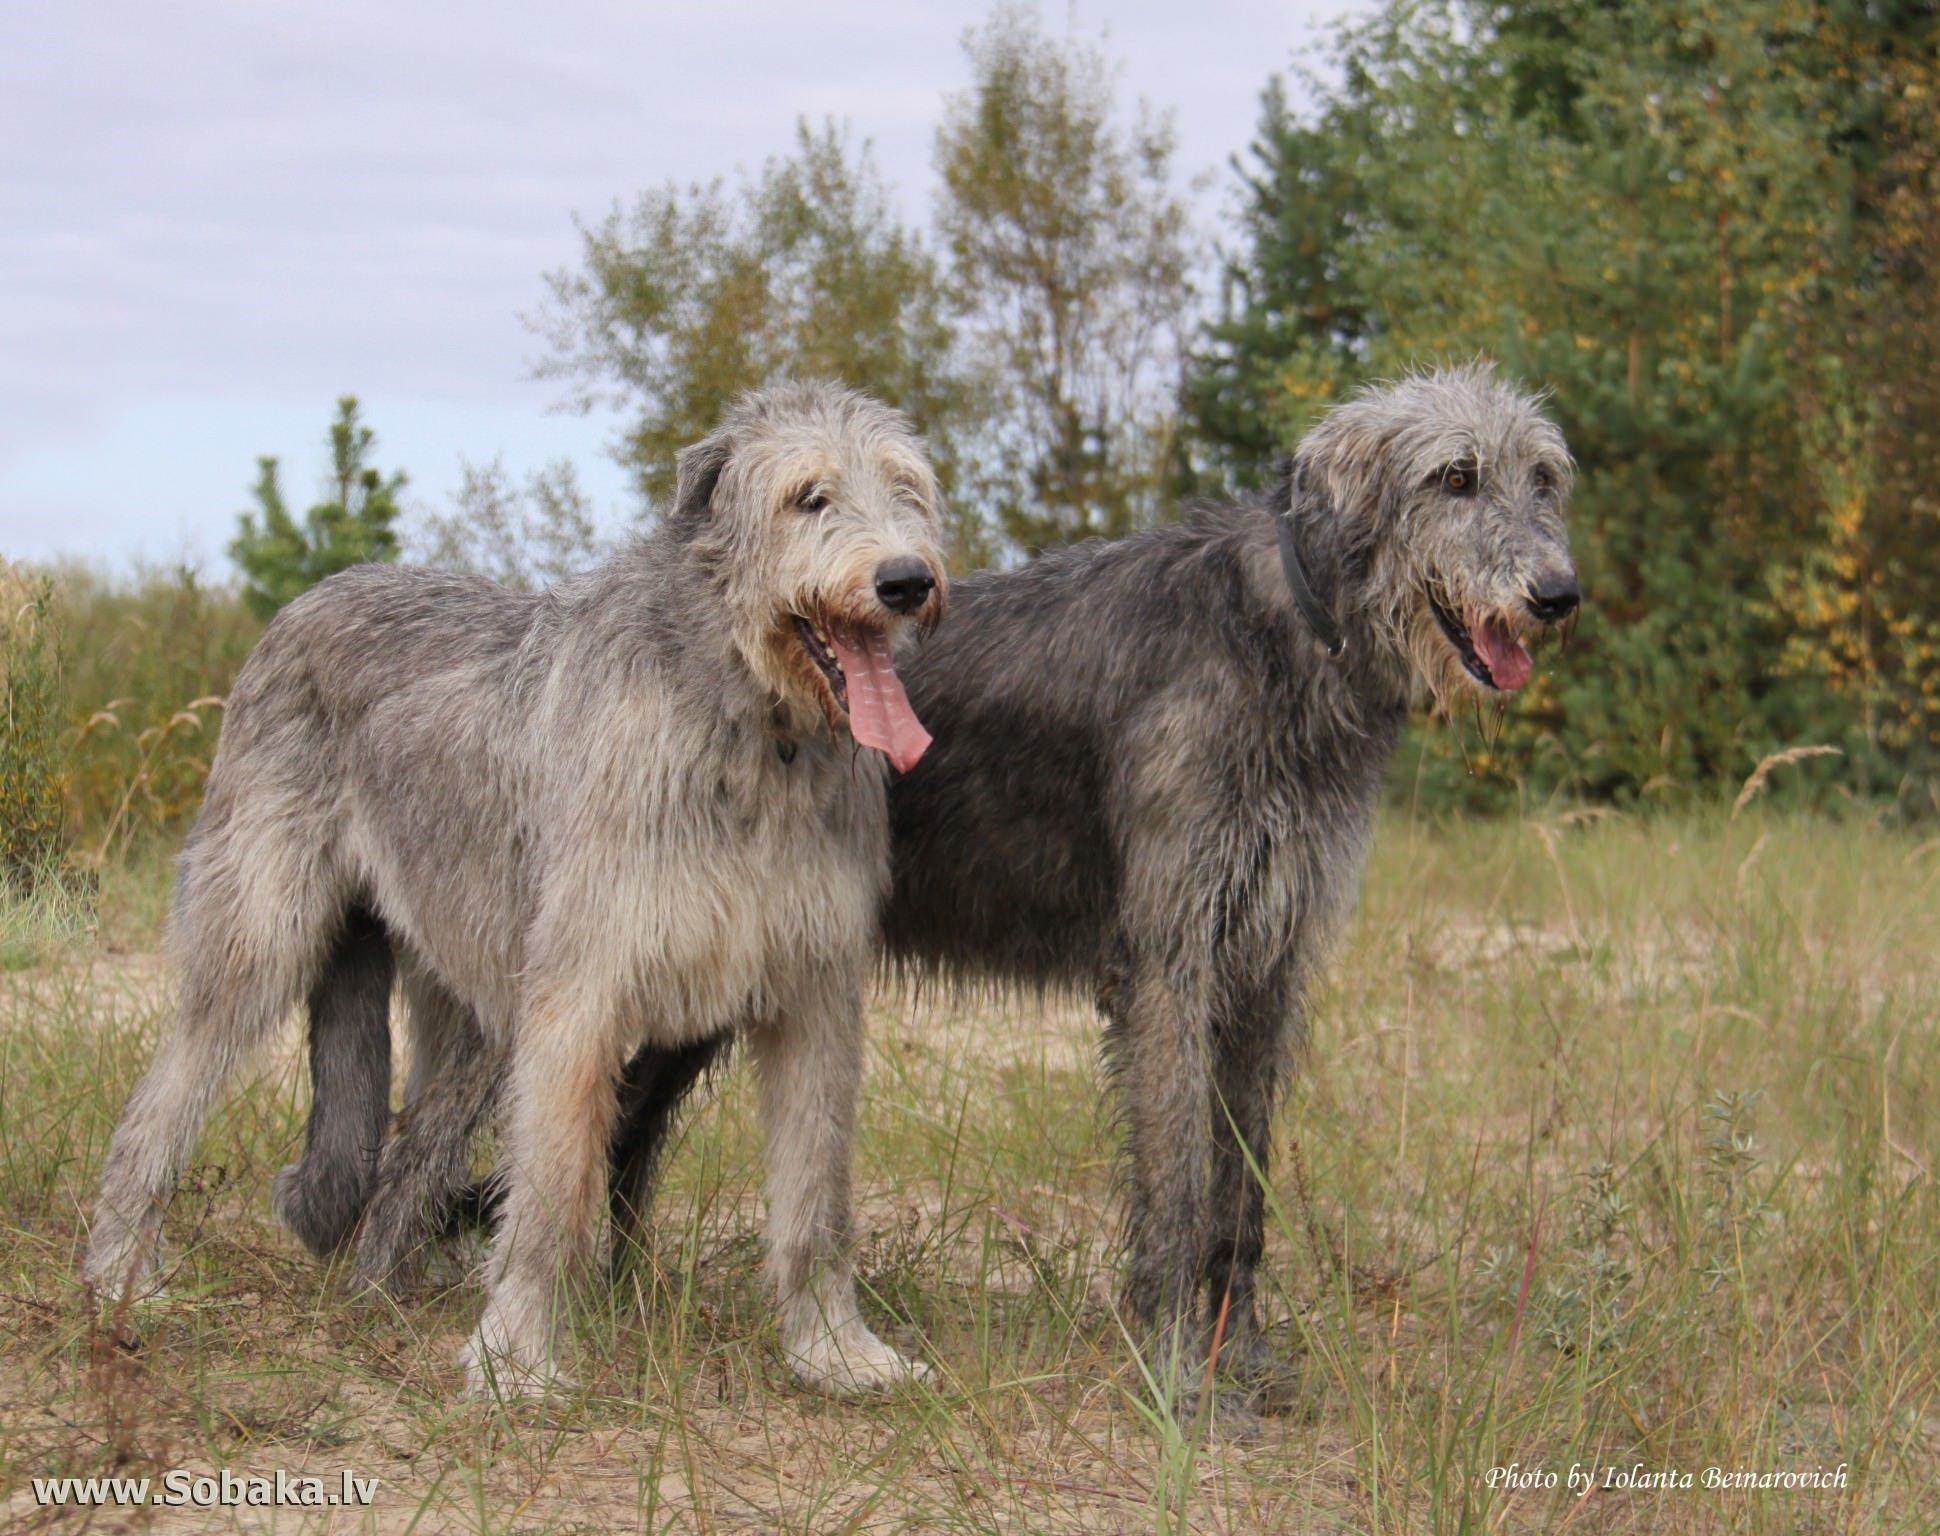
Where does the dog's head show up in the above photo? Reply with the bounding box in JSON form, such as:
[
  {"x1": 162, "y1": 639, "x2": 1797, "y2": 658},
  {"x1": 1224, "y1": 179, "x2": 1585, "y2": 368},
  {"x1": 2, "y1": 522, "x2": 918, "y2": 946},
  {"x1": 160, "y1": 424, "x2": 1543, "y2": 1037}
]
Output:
[
  {"x1": 1296, "y1": 363, "x2": 1578, "y2": 707},
  {"x1": 676, "y1": 381, "x2": 947, "y2": 770}
]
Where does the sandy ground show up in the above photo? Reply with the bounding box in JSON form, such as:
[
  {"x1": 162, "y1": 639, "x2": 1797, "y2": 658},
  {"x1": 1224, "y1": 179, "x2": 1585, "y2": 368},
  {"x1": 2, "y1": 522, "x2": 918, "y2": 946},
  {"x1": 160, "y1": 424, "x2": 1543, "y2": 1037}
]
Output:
[{"x1": 5, "y1": 955, "x2": 1372, "y2": 1535}]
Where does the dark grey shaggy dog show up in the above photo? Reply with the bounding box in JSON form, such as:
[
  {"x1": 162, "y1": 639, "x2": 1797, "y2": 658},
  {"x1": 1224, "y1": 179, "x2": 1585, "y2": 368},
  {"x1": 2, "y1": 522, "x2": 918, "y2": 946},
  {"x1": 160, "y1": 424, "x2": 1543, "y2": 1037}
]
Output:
[{"x1": 286, "y1": 363, "x2": 1578, "y2": 1421}]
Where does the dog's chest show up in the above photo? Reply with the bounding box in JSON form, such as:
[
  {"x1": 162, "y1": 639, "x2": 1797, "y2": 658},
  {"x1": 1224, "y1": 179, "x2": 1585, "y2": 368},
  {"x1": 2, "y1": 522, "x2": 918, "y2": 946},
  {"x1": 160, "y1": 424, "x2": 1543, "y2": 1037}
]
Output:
[
  {"x1": 629, "y1": 740, "x2": 888, "y2": 1033},
  {"x1": 739, "y1": 747, "x2": 883, "y2": 931},
  {"x1": 1201, "y1": 730, "x2": 1384, "y2": 970}
]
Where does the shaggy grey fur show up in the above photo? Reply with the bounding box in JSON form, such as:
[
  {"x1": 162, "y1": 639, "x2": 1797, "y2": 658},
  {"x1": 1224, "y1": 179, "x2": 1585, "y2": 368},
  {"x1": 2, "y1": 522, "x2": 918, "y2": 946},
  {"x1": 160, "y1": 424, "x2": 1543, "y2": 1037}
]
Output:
[
  {"x1": 616, "y1": 364, "x2": 1577, "y2": 1403},
  {"x1": 878, "y1": 366, "x2": 1576, "y2": 1407},
  {"x1": 82, "y1": 381, "x2": 947, "y2": 1397},
  {"x1": 286, "y1": 363, "x2": 1578, "y2": 1420}
]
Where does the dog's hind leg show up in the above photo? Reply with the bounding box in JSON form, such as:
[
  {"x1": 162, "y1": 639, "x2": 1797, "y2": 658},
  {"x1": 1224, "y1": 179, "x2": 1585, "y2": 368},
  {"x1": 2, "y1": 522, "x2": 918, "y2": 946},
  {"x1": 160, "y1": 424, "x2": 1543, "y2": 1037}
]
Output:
[
  {"x1": 272, "y1": 905, "x2": 394, "y2": 1255},
  {"x1": 608, "y1": 1033, "x2": 731, "y2": 1266},
  {"x1": 86, "y1": 827, "x2": 342, "y2": 1298},
  {"x1": 351, "y1": 968, "x2": 501, "y2": 1295}
]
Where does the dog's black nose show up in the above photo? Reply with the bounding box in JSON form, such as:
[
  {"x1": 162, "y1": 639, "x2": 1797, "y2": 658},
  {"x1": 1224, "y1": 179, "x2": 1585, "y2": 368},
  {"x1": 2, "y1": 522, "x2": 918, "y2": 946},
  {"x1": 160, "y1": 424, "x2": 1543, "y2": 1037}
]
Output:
[
  {"x1": 1526, "y1": 572, "x2": 1580, "y2": 623},
  {"x1": 874, "y1": 559, "x2": 935, "y2": 615}
]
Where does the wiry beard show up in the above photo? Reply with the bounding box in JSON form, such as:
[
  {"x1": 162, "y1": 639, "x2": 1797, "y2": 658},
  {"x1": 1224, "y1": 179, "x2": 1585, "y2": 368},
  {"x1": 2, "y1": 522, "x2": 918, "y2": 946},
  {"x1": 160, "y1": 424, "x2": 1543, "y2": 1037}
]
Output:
[
  {"x1": 1344, "y1": 544, "x2": 1455, "y2": 711},
  {"x1": 1405, "y1": 602, "x2": 1479, "y2": 716}
]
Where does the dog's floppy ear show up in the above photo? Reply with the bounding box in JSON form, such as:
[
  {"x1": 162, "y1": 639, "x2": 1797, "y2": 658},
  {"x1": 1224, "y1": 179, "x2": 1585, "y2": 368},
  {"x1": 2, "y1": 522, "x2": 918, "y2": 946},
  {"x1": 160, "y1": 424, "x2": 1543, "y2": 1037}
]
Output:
[
  {"x1": 1295, "y1": 410, "x2": 1383, "y2": 525},
  {"x1": 671, "y1": 427, "x2": 732, "y2": 527},
  {"x1": 1289, "y1": 443, "x2": 1379, "y2": 571}
]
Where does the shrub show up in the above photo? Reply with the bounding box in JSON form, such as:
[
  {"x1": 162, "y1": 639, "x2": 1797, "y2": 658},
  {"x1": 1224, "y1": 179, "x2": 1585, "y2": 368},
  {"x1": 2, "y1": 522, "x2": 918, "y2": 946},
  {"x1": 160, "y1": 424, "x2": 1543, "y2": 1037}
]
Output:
[{"x1": 0, "y1": 563, "x2": 68, "y2": 887}]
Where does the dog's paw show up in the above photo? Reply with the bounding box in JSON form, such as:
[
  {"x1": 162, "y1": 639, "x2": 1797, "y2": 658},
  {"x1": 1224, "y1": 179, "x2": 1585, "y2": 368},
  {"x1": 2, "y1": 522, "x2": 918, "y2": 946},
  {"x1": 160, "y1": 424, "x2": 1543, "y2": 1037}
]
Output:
[
  {"x1": 784, "y1": 1323, "x2": 929, "y2": 1396},
  {"x1": 81, "y1": 1239, "x2": 169, "y2": 1305},
  {"x1": 459, "y1": 1331, "x2": 573, "y2": 1400},
  {"x1": 270, "y1": 1160, "x2": 370, "y2": 1257},
  {"x1": 1236, "y1": 1357, "x2": 1319, "y2": 1420},
  {"x1": 1184, "y1": 1384, "x2": 1272, "y2": 1442},
  {"x1": 345, "y1": 1243, "x2": 431, "y2": 1304},
  {"x1": 1212, "y1": 1337, "x2": 1318, "y2": 1421}
]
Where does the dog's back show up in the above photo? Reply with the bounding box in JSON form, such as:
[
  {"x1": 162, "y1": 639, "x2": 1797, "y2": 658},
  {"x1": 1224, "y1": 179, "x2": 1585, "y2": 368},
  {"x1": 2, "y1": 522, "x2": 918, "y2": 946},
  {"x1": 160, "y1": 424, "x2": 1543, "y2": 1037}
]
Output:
[
  {"x1": 882, "y1": 500, "x2": 1393, "y2": 995},
  {"x1": 209, "y1": 567, "x2": 538, "y2": 808}
]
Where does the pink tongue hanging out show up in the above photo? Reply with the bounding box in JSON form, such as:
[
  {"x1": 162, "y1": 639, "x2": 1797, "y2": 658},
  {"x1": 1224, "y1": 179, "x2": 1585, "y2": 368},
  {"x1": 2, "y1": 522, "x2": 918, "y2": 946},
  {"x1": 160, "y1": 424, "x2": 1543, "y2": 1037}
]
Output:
[
  {"x1": 829, "y1": 626, "x2": 933, "y2": 772},
  {"x1": 1469, "y1": 616, "x2": 1533, "y2": 692}
]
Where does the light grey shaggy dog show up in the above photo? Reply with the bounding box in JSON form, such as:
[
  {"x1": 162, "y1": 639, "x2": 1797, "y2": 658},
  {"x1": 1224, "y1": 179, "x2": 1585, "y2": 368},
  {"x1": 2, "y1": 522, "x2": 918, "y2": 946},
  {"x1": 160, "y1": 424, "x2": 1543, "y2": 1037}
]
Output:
[
  {"x1": 286, "y1": 363, "x2": 1579, "y2": 1424},
  {"x1": 82, "y1": 381, "x2": 948, "y2": 1397}
]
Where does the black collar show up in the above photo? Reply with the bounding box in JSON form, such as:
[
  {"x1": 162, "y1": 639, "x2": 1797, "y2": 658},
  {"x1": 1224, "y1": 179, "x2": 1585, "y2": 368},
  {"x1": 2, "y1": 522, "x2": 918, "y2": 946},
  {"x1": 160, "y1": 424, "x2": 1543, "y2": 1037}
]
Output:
[{"x1": 1276, "y1": 510, "x2": 1345, "y2": 658}]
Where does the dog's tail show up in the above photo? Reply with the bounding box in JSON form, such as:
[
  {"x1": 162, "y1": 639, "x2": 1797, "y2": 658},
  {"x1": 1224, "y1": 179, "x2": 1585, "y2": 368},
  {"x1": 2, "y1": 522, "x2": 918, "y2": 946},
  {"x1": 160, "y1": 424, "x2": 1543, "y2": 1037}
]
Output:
[{"x1": 271, "y1": 905, "x2": 394, "y2": 1255}]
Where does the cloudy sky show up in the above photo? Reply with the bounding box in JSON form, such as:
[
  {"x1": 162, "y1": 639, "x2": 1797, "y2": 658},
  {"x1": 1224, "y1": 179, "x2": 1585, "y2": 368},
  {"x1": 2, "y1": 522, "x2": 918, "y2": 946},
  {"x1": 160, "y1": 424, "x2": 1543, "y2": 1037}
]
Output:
[{"x1": 1, "y1": 1, "x2": 1359, "y2": 572}]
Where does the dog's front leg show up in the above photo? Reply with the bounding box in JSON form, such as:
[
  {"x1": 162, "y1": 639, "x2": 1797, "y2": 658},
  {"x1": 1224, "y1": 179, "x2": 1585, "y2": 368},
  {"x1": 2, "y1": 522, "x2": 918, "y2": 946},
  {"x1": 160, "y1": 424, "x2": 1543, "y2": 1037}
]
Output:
[
  {"x1": 462, "y1": 982, "x2": 622, "y2": 1397},
  {"x1": 751, "y1": 971, "x2": 925, "y2": 1395},
  {"x1": 1204, "y1": 965, "x2": 1308, "y2": 1413},
  {"x1": 1106, "y1": 954, "x2": 1215, "y2": 1360}
]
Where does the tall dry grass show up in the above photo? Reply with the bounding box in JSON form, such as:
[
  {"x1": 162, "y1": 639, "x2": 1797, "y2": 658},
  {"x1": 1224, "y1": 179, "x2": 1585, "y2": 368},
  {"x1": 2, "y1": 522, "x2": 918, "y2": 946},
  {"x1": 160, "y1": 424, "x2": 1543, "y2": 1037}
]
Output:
[
  {"x1": 2, "y1": 809, "x2": 1934, "y2": 1533},
  {"x1": 49, "y1": 563, "x2": 258, "y2": 857}
]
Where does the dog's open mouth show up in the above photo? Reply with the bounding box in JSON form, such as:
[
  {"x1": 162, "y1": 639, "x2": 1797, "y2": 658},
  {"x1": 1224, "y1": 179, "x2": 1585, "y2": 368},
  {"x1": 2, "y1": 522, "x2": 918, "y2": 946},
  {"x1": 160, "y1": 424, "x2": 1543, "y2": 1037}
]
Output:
[
  {"x1": 790, "y1": 613, "x2": 933, "y2": 772},
  {"x1": 1428, "y1": 593, "x2": 1533, "y2": 693}
]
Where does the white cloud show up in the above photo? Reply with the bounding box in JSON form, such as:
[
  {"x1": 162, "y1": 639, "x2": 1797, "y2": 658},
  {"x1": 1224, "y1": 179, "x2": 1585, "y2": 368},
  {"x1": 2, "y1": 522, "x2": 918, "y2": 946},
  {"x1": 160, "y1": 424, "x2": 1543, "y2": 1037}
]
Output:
[{"x1": 0, "y1": 0, "x2": 1358, "y2": 567}]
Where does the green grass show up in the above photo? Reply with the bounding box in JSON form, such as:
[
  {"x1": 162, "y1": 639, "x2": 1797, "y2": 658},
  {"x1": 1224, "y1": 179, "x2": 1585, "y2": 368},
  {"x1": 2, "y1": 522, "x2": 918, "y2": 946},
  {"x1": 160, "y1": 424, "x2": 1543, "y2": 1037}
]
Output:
[
  {"x1": 0, "y1": 868, "x2": 95, "y2": 973},
  {"x1": 2, "y1": 811, "x2": 1937, "y2": 1533}
]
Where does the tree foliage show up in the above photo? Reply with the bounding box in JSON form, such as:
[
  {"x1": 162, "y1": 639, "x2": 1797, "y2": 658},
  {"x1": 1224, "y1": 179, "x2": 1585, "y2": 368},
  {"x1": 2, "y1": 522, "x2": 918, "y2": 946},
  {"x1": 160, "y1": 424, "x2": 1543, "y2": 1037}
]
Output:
[
  {"x1": 229, "y1": 396, "x2": 405, "y2": 619},
  {"x1": 1189, "y1": 0, "x2": 1940, "y2": 809},
  {"x1": 411, "y1": 458, "x2": 605, "y2": 590},
  {"x1": 936, "y1": 4, "x2": 1195, "y2": 551},
  {"x1": 536, "y1": 18, "x2": 1197, "y2": 566},
  {"x1": 535, "y1": 123, "x2": 988, "y2": 563},
  {"x1": 1185, "y1": 74, "x2": 1370, "y2": 491}
]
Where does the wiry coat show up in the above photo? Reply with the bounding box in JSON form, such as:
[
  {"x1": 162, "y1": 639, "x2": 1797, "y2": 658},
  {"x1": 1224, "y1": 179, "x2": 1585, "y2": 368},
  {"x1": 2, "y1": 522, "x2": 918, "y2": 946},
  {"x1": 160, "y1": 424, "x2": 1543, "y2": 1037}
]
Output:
[
  {"x1": 83, "y1": 382, "x2": 945, "y2": 1396},
  {"x1": 610, "y1": 364, "x2": 1579, "y2": 1416},
  {"x1": 883, "y1": 496, "x2": 1406, "y2": 1355},
  {"x1": 281, "y1": 364, "x2": 1578, "y2": 1420}
]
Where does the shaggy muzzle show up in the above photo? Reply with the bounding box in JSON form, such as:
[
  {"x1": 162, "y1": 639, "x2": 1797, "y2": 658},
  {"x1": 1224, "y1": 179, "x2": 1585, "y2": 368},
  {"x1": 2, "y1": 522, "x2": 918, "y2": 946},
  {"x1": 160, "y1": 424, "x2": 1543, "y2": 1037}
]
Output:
[
  {"x1": 783, "y1": 562, "x2": 944, "y2": 772},
  {"x1": 1426, "y1": 566, "x2": 1580, "y2": 694}
]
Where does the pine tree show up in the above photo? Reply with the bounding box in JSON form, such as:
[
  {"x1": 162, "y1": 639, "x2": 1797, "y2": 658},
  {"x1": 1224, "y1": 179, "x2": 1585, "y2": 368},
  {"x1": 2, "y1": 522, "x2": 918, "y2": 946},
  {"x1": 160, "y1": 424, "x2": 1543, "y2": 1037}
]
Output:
[{"x1": 229, "y1": 397, "x2": 404, "y2": 619}]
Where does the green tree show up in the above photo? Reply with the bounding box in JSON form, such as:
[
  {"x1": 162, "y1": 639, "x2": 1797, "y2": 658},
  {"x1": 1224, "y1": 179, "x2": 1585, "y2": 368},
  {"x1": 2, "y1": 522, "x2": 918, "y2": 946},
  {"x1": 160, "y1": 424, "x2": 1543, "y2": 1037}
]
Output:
[
  {"x1": 1184, "y1": 75, "x2": 1371, "y2": 492},
  {"x1": 1766, "y1": 10, "x2": 1940, "y2": 803},
  {"x1": 1189, "y1": 0, "x2": 1940, "y2": 807},
  {"x1": 229, "y1": 397, "x2": 405, "y2": 619},
  {"x1": 936, "y1": 4, "x2": 1195, "y2": 552},
  {"x1": 535, "y1": 123, "x2": 988, "y2": 564}
]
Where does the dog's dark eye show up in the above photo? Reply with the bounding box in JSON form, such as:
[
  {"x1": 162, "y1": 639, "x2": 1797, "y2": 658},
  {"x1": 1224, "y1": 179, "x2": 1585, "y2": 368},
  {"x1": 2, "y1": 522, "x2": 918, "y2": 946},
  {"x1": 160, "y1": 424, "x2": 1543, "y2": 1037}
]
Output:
[
  {"x1": 1533, "y1": 465, "x2": 1555, "y2": 494},
  {"x1": 1440, "y1": 462, "x2": 1477, "y2": 496},
  {"x1": 795, "y1": 489, "x2": 828, "y2": 514}
]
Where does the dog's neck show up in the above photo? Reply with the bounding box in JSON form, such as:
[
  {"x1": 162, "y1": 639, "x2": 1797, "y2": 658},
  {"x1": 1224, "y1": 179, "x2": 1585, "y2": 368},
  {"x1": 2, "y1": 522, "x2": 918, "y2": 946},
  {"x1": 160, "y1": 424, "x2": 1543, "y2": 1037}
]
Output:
[
  {"x1": 1266, "y1": 473, "x2": 1414, "y2": 716},
  {"x1": 607, "y1": 532, "x2": 784, "y2": 727}
]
